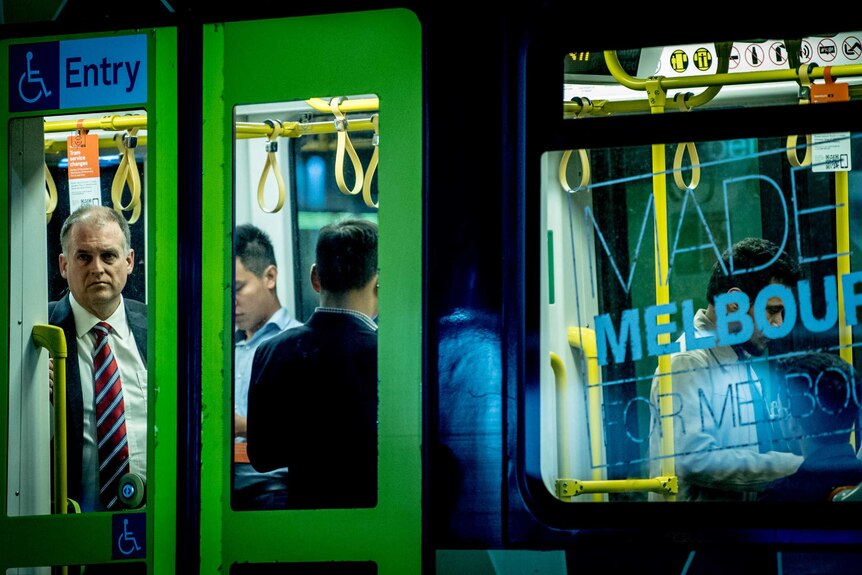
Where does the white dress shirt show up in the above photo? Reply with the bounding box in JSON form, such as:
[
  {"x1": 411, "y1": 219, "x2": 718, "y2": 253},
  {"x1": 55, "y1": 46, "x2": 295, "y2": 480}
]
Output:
[{"x1": 69, "y1": 294, "x2": 147, "y2": 512}]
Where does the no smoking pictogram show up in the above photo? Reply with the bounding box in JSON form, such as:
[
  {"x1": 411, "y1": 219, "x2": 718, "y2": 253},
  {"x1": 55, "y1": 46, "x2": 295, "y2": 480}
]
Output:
[{"x1": 729, "y1": 46, "x2": 740, "y2": 69}]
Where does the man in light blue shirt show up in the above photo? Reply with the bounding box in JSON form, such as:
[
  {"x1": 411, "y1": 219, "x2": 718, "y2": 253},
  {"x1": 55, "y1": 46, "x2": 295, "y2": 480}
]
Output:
[{"x1": 233, "y1": 224, "x2": 302, "y2": 510}]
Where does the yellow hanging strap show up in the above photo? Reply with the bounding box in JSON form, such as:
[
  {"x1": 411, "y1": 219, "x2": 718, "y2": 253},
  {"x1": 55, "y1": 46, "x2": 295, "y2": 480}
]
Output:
[
  {"x1": 45, "y1": 162, "x2": 58, "y2": 223},
  {"x1": 673, "y1": 142, "x2": 701, "y2": 191},
  {"x1": 256, "y1": 119, "x2": 286, "y2": 213},
  {"x1": 558, "y1": 149, "x2": 590, "y2": 193},
  {"x1": 331, "y1": 96, "x2": 364, "y2": 196},
  {"x1": 362, "y1": 113, "x2": 379, "y2": 209},
  {"x1": 787, "y1": 64, "x2": 813, "y2": 167},
  {"x1": 111, "y1": 128, "x2": 142, "y2": 224}
]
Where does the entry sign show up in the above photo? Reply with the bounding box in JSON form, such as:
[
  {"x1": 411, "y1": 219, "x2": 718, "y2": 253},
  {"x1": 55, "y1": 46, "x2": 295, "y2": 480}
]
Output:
[{"x1": 9, "y1": 34, "x2": 147, "y2": 112}]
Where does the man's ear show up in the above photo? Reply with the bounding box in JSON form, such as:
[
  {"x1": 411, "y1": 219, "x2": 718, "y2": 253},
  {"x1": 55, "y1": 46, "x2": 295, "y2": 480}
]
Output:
[
  {"x1": 310, "y1": 263, "x2": 321, "y2": 294},
  {"x1": 59, "y1": 253, "x2": 68, "y2": 279},
  {"x1": 263, "y1": 264, "x2": 278, "y2": 290},
  {"x1": 727, "y1": 287, "x2": 741, "y2": 311}
]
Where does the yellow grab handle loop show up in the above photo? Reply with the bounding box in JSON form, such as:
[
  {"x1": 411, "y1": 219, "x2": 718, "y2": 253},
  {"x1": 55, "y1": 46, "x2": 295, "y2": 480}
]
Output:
[
  {"x1": 559, "y1": 149, "x2": 591, "y2": 193},
  {"x1": 45, "y1": 162, "x2": 58, "y2": 223},
  {"x1": 571, "y1": 96, "x2": 593, "y2": 118},
  {"x1": 256, "y1": 119, "x2": 286, "y2": 213},
  {"x1": 331, "y1": 96, "x2": 364, "y2": 196},
  {"x1": 674, "y1": 92, "x2": 693, "y2": 112},
  {"x1": 786, "y1": 134, "x2": 812, "y2": 167},
  {"x1": 362, "y1": 114, "x2": 379, "y2": 209},
  {"x1": 111, "y1": 128, "x2": 142, "y2": 224},
  {"x1": 786, "y1": 64, "x2": 813, "y2": 167},
  {"x1": 673, "y1": 142, "x2": 701, "y2": 191}
]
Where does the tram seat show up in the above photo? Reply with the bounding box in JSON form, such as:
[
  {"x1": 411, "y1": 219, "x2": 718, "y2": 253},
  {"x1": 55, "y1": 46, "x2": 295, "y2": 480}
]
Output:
[{"x1": 829, "y1": 482, "x2": 862, "y2": 502}]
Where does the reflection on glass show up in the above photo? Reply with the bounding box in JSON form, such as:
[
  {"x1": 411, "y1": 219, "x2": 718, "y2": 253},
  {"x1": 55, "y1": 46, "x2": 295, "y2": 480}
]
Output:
[
  {"x1": 540, "y1": 132, "x2": 862, "y2": 503},
  {"x1": 563, "y1": 32, "x2": 862, "y2": 119},
  {"x1": 7, "y1": 112, "x2": 149, "y2": 517},
  {"x1": 5, "y1": 563, "x2": 147, "y2": 574},
  {"x1": 232, "y1": 96, "x2": 379, "y2": 510}
]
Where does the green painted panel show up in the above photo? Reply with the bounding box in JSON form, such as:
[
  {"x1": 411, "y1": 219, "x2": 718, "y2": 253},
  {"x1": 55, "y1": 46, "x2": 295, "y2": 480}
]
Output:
[
  {"x1": 201, "y1": 9, "x2": 423, "y2": 575},
  {"x1": 0, "y1": 28, "x2": 178, "y2": 575}
]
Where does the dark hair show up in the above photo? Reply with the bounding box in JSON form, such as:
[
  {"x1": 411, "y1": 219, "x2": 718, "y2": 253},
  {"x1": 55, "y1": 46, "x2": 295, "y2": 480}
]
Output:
[
  {"x1": 779, "y1": 352, "x2": 861, "y2": 441},
  {"x1": 706, "y1": 237, "x2": 802, "y2": 304},
  {"x1": 235, "y1": 224, "x2": 276, "y2": 276},
  {"x1": 60, "y1": 205, "x2": 131, "y2": 256},
  {"x1": 315, "y1": 218, "x2": 378, "y2": 294}
]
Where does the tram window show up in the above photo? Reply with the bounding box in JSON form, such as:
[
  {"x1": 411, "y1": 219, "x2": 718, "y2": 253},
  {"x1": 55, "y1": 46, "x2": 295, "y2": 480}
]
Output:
[
  {"x1": 231, "y1": 97, "x2": 379, "y2": 511},
  {"x1": 7, "y1": 111, "x2": 149, "y2": 517},
  {"x1": 563, "y1": 33, "x2": 862, "y2": 119},
  {"x1": 540, "y1": 131, "x2": 862, "y2": 504}
]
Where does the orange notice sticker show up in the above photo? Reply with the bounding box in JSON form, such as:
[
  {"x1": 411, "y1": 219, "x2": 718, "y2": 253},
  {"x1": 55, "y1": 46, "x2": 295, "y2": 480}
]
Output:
[{"x1": 66, "y1": 132, "x2": 101, "y2": 180}]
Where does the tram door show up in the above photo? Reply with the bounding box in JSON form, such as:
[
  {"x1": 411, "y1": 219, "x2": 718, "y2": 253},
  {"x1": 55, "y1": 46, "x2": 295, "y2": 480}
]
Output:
[
  {"x1": 1, "y1": 30, "x2": 178, "y2": 574},
  {"x1": 199, "y1": 9, "x2": 423, "y2": 574}
]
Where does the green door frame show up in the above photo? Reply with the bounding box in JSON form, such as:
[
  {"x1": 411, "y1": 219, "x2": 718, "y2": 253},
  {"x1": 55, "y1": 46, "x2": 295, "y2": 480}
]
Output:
[
  {"x1": 0, "y1": 28, "x2": 178, "y2": 574},
  {"x1": 200, "y1": 9, "x2": 423, "y2": 574}
]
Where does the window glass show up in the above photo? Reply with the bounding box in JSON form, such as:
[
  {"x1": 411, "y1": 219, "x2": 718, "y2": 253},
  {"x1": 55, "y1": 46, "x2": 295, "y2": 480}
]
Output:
[
  {"x1": 540, "y1": 131, "x2": 862, "y2": 503},
  {"x1": 231, "y1": 96, "x2": 379, "y2": 511}
]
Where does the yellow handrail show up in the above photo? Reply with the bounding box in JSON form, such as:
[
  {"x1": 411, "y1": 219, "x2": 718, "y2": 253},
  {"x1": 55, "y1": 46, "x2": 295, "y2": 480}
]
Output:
[
  {"x1": 43, "y1": 114, "x2": 147, "y2": 134},
  {"x1": 32, "y1": 325, "x2": 68, "y2": 516},
  {"x1": 566, "y1": 49, "x2": 862, "y2": 117},
  {"x1": 556, "y1": 477, "x2": 677, "y2": 497},
  {"x1": 566, "y1": 327, "x2": 603, "y2": 501},
  {"x1": 235, "y1": 117, "x2": 376, "y2": 139},
  {"x1": 305, "y1": 96, "x2": 379, "y2": 113},
  {"x1": 550, "y1": 352, "x2": 573, "y2": 501}
]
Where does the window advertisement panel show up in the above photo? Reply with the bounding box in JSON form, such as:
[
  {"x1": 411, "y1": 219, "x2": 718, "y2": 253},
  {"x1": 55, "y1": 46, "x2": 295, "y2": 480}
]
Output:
[{"x1": 538, "y1": 132, "x2": 862, "y2": 507}]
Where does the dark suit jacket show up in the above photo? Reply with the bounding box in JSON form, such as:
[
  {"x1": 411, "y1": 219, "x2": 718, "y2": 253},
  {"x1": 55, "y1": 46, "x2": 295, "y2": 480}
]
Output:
[
  {"x1": 247, "y1": 311, "x2": 378, "y2": 509},
  {"x1": 759, "y1": 442, "x2": 862, "y2": 501},
  {"x1": 48, "y1": 294, "x2": 148, "y2": 504}
]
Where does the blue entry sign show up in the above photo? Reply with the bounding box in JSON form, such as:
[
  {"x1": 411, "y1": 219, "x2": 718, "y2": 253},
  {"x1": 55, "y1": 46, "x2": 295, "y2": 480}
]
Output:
[
  {"x1": 112, "y1": 512, "x2": 146, "y2": 560},
  {"x1": 9, "y1": 34, "x2": 147, "y2": 112}
]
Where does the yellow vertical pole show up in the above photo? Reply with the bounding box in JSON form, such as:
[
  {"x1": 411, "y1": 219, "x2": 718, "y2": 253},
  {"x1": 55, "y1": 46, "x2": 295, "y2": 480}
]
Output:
[
  {"x1": 551, "y1": 352, "x2": 573, "y2": 502},
  {"x1": 646, "y1": 80, "x2": 676, "y2": 492},
  {"x1": 836, "y1": 170, "x2": 853, "y2": 364},
  {"x1": 566, "y1": 328, "x2": 604, "y2": 502},
  {"x1": 835, "y1": 170, "x2": 855, "y2": 449}
]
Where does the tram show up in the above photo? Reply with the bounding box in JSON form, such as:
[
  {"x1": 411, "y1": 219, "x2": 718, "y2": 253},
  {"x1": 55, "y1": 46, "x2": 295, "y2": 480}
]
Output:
[{"x1": 2, "y1": 2, "x2": 862, "y2": 574}]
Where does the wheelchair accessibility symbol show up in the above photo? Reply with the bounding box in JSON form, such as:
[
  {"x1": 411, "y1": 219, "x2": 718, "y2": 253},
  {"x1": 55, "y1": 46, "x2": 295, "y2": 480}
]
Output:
[
  {"x1": 118, "y1": 518, "x2": 141, "y2": 555},
  {"x1": 112, "y1": 513, "x2": 146, "y2": 559},
  {"x1": 18, "y1": 51, "x2": 52, "y2": 103}
]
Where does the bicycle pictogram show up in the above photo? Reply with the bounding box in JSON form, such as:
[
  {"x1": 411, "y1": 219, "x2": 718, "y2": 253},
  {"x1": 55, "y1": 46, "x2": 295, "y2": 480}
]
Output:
[{"x1": 18, "y1": 51, "x2": 52, "y2": 104}]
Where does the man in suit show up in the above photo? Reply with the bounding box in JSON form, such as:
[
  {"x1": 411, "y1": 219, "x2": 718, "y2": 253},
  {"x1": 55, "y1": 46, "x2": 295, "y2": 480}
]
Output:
[
  {"x1": 248, "y1": 218, "x2": 378, "y2": 509},
  {"x1": 49, "y1": 205, "x2": 147, "y2": 512}
]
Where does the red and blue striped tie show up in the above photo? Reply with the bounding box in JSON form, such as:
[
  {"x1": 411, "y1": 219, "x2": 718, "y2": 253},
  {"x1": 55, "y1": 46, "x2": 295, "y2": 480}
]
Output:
[{"x1": 92, "y1": 321, "x2": 130, "y2": 509}]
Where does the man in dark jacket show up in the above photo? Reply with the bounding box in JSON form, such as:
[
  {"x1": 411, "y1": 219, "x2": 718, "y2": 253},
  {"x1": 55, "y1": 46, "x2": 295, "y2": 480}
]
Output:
[{"x1": 248, "y1": 218, "x2": 378, "y2": 509}]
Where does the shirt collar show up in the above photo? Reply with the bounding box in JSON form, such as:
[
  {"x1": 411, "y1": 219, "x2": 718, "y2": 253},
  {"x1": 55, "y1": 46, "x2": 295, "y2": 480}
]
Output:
[
  {"x1": 69, "y1": 293, "x2": 128, "y2": 340},
  {"x1": 314, "y1": 306, "x2": 378, "y2": 331},
  {"x1": 235, "y1": 307, "x2": 298, "y2": 344}
]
